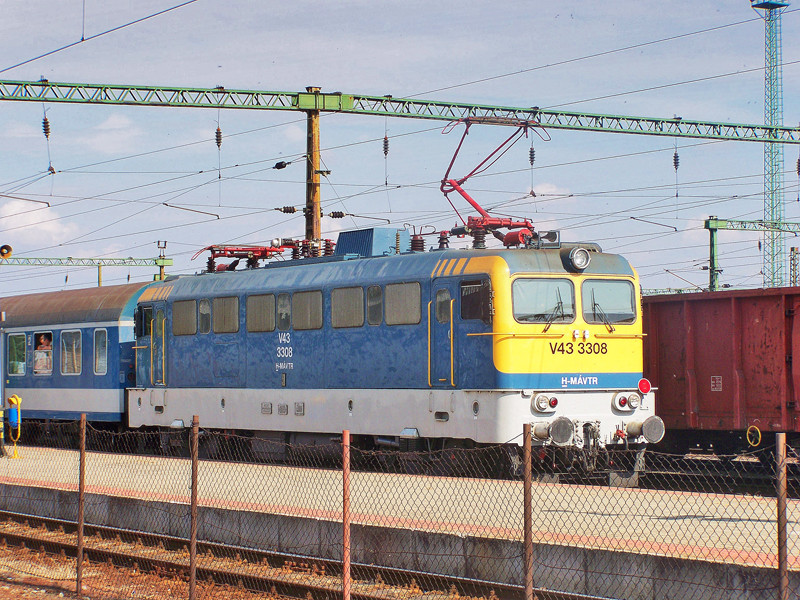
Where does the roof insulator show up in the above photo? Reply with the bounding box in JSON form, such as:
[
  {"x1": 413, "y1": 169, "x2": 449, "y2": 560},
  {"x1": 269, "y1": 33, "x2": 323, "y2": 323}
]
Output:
[
  {"x1": 215, "y1": 126, "x2": 222, "y2": 149},
  {"x1": 42, "y1": 116, "x2": 51, "y2": 139}
]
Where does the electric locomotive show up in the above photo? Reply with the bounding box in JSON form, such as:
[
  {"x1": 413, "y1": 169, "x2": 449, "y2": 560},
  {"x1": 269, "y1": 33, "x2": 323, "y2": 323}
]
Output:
[{"x1": 126, "y1": 227, "x2": 663, "y2": 468}]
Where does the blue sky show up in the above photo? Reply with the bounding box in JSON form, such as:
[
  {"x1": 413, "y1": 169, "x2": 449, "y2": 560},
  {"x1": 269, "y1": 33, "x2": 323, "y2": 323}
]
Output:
[{"x1": 1, "y1": 1, "x2": 798, "y2": 293}]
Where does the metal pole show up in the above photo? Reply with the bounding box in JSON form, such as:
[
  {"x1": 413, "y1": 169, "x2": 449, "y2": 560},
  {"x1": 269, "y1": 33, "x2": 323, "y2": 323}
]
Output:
[
  {"x1": 342, "y1": 430, "x2": 351, "y2": 600},
  {"x1": 0, "y1": 310, "x2": 5, "y2": 456},
  {"x1": 305, "y1": 86, "x2": 321, "y2": 242},
  {"x1": 190, "y1": 415, "x2": 199, "y2": 600},
  {"x1": 76, "y1": 414, "x2": 86, "y2": 596},
  {"x1": 523, "y1": 424, "x2": 533, "y2": 600},
  {"x1": 776, "y1": 432, "x2": 788, "y2": 600},
  {"x1": 97, "y1": 263, "x2": 102, "y2": 287},
  {"x1": 707, "y1": 216, "x2": 719, "y2": 291}
]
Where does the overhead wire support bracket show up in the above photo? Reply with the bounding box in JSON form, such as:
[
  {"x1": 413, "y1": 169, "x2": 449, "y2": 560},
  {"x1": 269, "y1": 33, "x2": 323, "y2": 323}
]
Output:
[{"x1": 0, "y1": 79, "x2": 799, "y2": 143}]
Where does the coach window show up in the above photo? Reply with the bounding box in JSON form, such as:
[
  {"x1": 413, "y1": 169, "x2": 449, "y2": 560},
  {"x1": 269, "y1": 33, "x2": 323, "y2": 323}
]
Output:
[
  {"x1": 213, "y1": 296, "x2": 239, "y2": 333},
  {"x1": 385, "y1": 282, "x2": 421, "y2": 325},
  {"x1": 94, "y1": 329, "x2": 108, "y2": 375},
  {"x1": 61, "y1": 330, "x2": 82, "y2": 375},
  {"x1": 33, "y1": 331, "x2": 53, "y2": 375},
  {"x1": 332, "y1": 287, "x2": 364, "y2": 328},
  {"x1": 246, "y1": 294, "x2": 276, "y2": 332},
  {"x1": 172, "y1": 300, "x2": 197, "y2": 335},
  {"x1": 461, "y1": 280, "x2": 492, "y2": 324},
  {"x1": 582, "y1": 279, "x2": 636, "y2": 326},
  {"x1": 198, "y1": 299, "x2": 211, "y2": 334},
  {"x1": 293, "y1": 290, "x2": 323, "y2": 330},
  {"x1": 512, "y1": 279, "x2": 575, "y2": 325},
  {"x1": 7, "y1": 333, "x2": 26, "y2": 375},
  {"x1": 277, "y1": 293, "x2": 291, "y2": 331},
  {"x1": 367, "y1": 285, "x2": 382, "y2": 325}
]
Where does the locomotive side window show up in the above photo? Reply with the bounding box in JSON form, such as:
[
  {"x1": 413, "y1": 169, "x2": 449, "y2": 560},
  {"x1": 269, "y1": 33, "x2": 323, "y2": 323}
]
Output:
[
  {"x1": 7, "y1": 333, "x2": 26, "y2": 375},
  {"x1": 293, "y1": 291, "x2": 323, "y2": 330},
  {"x1": 94, "y1": 329, "x2": 108, "y2": 375},
  {"x1": 213, "y1": 296, "x2": 239, "y2": 333},
  {"x1": 33, "y1": 331, "x2": 53, "y2": 375},
  {"x1": 512, "y1": 279, "x2": 575, "y2": 324},
  {"x1": 61, "y1": 330, "x2": 82, "y2": 375},
  {"x1": 246, "y1": 294, "x2": 275, "y2": 332},
  {"x1": 277, "y1": 293, "x2": 291, "y2": 331},
  {"x1": 198, "y1": 299, "x2": 211, "y2": 334},
  {"x1": 172, "y1": 300, "x2": 198, "y2": 335},
  {"x1": 582, "y1": 279, "x2": 636, "y2": 325},
  {"x1": 461, "y1": 280, "x2": 492, "y2": 324},
  {"x1": 385, "y1": 282, "x2": 421, "y2": 325},
  {"x1": 435, "y1": 289, "x2": 451, "y2": 324},
  {"x1": 138, "y1": 306, "x2": 153, "y2": 337},
  {"x1": 332, "y1": 287, "x2": 364, "y2": 328},
  {"x1": 367, "y1": 285, "x2": 382, "y2": 325}
]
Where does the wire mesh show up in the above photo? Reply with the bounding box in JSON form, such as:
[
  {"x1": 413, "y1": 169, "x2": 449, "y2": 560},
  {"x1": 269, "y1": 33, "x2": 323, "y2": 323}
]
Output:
[{"x1": 0, "y1": 422, "x2": 796, "y2": 600}]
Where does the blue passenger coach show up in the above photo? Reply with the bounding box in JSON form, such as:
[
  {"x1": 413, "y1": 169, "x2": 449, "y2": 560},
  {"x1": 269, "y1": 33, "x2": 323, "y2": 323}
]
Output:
[
  {"x1": 2, "y1": 282, "x2": 152, "y2": 423},
  {"x1": 127, "y1": 229, "x2": 663, "y2": 464}
]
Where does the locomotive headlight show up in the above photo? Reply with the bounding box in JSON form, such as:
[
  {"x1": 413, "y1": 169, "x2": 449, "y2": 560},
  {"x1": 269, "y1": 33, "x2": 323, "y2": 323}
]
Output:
[
  {"x1": 532, "y1": 394, "x2": 551, "y2": 413},
  {"x1": 569, "y1": 247, "x2": 591, "y2": 271},
  {"x1": 627, "y1": 392, "x2": 641, "y2": 409},
  {"x1": 613, "y1": 393, "x2": 634, "y2": 411}
]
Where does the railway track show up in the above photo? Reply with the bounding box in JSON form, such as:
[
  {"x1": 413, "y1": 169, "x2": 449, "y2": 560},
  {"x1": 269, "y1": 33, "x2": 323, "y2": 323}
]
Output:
[{"x1": 0, "y1": 509, "x2": 589, "y2": 600}]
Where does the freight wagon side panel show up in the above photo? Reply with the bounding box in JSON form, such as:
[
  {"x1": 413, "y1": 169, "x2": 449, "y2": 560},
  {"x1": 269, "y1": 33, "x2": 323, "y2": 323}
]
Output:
[{"x1": 644, "y1": 289, "x2": 798, "y2": 437}]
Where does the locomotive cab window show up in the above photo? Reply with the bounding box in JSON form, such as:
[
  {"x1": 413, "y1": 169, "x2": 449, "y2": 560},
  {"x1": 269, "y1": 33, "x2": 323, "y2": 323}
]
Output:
[
  {"x1": 7, "y1": 333, "x2": 26, "y2": 375},
  {"x1": 461, "y1": 280, "x2": 492, "y2": 323},
  {"x1": 136, "y1": 306, "x2": 153, "y2": 337},
  {"x1": 385, "y1": 282, "x2": 421, "y2": 325},
  {"x1": 277, "y1": 293, "x2": 291, "y2": 331},
  {"x1": 198, "y1": 299, "x2": 211, "y2": 334},
  {"x1": 332, "y1": 287, "x2": 364, "y2": 328},
  {"x1": 61, "y1": 330, "x2": 82, "y2": 375},
  {"x1": 512, "y1": 279, "x2": 575, "y2": 324},
  {"x1": 367, "y1": 285, "x2": 382, "y2": 326},
  {"x1": 94, "y1": 329, "x2": 108, "y2": 375},
  {"x1": 581, "y1": 279, "x2": 636, "y2": 326},
  {"x1": 246, "y1": 294, "x2": 275, "y2": 332},
  {"x1": 435, "y1": 289, "x2": 451, "y2": 324},
  {"x1": 172, "y1": 300, "x2": 197, "y2": 335},
  {"x1": 33, "y1": 331, "x2": 53, "y2": 375},
  {"x1": 213, "y1": 296, "x2": 239, "y2": 333}
]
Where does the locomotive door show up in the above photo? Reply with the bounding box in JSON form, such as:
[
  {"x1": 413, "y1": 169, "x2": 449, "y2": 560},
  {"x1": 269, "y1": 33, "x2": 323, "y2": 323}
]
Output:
[
  {"x1": 151, "y1": 302, "x2": 167, "y2": 386},
  {"x1": 431, "y1": 280, "x2": 457, "y2": 387}
]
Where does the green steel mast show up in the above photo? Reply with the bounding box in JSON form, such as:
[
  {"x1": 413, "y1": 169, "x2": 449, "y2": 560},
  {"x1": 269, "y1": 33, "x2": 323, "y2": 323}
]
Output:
[{"x1": 752, "y1": 1, "x2": 790, "y2": 286}]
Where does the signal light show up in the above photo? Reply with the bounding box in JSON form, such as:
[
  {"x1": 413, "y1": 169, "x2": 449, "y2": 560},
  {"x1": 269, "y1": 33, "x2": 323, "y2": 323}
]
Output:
[
  {"x1": 549, "y1": 397, "x2": 558, "y2": 408},
  {"x1": 568, "y1": 247, "x2": 591, "y2": 271},
  {"x1": 619, "y1": 396, "x2": 628, "y2": 407},
  {"x1": 628, "y1": 392, "x2": 641, "y2": 409}
]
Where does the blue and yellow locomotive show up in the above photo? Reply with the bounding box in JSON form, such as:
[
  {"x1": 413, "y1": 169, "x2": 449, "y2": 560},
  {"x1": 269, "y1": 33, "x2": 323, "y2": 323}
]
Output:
[{"x1": 126, "y1": 227, "x2": 663, "y2": 466}]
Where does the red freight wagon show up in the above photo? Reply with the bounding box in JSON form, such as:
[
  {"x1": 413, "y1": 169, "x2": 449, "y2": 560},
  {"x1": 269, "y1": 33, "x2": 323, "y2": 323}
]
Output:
[{"x1": 642, "y1": 287, "x2": 800, "y2": 454}]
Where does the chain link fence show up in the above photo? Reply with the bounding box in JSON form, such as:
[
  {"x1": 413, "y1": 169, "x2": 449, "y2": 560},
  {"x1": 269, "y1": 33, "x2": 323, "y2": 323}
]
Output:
[{"x1": 0, "y1": 418, "x2": 796, "y2": 600}]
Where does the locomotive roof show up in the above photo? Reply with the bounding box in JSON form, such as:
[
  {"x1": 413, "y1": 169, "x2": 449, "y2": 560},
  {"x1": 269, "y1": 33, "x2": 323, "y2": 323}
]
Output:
[
  {"x1": 0, "y1": 281, "x2": 152, "y2": 328},
  {"x1": 156, "y1": 247, "x2": 634, "y2": 301}
]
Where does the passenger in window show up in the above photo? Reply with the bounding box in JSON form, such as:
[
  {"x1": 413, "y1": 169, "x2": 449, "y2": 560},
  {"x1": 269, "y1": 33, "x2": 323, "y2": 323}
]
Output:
[
  {"x1": 34, "y1": 333, "x2": 53, "y2": 374},
  {"x1": 37, "y1": 333, "x2": 52, "y2": 350}
]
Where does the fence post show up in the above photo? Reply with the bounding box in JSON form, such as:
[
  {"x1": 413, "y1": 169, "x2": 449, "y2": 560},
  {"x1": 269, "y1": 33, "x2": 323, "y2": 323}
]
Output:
[
  {"x1": 343, "y1": 430, "x2": 351, "y2": 600},
  {"x1": 76, "y1": 414, "x2": 86, "y2": 596},
  {"x1": 523, "y1": 424, "x2": 533, "y2": 600},
  {"x1": 777, "y1": 432, "x2": 788, "y2": 600},
  {"x1": 190, "y1": 416, "x2": 199, "y2": 600}
]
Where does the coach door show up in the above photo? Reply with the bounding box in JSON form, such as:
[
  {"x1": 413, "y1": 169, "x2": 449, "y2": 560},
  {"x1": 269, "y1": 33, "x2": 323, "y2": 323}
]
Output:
[
  {"x1": 431, "y1": 280, "x2": 457, "y2": 387},
  {"x1": 151, "y1": 302, "x2": 167, "y2": 386}
]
